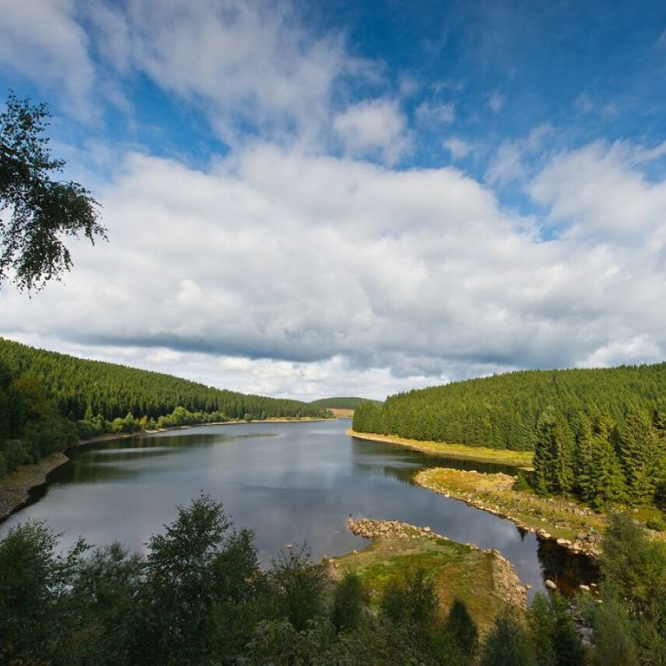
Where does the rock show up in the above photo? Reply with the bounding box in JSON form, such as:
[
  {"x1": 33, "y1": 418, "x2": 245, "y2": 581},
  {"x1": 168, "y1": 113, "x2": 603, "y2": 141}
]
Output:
[
  {"x1": 525, "y1": 584, "x2": 533, "y2": 590},
  {"x1": 286, "y1": 543, "x2": 294, "y2": 549},
  {"x1": 545, "y1": 579, "x2": 557, "y2": 590},
  {"x1": 579, "y1": 584, "x2": 590, "y2": 592}
]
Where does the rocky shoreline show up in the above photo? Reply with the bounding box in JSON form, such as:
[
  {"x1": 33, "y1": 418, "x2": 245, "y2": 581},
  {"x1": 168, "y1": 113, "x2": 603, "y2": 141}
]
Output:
[
  {"x1": 0, "y1": 453, "x2": 68, "y2": 523},
  {"x1": 346, "y1": 516, "x2": 527, "y2": 608},
  {"x1": 415, "y1": 468, "x2": 603, "y2": 559}
]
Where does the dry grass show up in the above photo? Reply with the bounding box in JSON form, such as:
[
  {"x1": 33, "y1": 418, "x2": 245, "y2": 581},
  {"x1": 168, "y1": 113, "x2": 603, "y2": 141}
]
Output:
[
  {"x1": 416, "y1": 468, "x2": 606, "y2": 542},
  {"x1": 348, "y1": 430, "x2": 533, "y2": 468}
]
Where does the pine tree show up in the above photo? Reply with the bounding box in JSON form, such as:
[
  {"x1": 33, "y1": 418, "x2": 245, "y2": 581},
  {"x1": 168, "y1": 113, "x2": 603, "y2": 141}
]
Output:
[
  {"x1": 533, "y1": 407, "x2": 575, "y2": 495},
  {"x1": 588, "y1": 428, "x2": 627, "y2": 507},
  {"x1": 616, "y1": 410, "x2": 664, "y2": 505}
]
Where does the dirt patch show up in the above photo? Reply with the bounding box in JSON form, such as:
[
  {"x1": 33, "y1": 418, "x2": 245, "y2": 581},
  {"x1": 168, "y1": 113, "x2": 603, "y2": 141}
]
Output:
[{"x1": 329, "y1": 409, "x2": 354, "y2": 418}]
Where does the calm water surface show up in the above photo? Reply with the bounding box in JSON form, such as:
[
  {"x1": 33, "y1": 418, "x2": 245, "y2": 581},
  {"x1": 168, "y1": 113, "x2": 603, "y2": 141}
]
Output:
[{"x1": 1, "y1": 420, "x2": 596, "y2": 596}]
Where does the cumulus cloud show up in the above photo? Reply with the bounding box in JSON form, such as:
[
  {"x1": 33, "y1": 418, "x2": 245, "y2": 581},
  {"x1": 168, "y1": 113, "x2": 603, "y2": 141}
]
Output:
[
  {"x1": 1, "y1": 3, "x2": 665, "y2": 399},
  {"x1": 333, "y1": 99, "x2": 410, "y2": 164},
  {"x1": 2, "y1": 140, "x2": 665, "y2": 398}
]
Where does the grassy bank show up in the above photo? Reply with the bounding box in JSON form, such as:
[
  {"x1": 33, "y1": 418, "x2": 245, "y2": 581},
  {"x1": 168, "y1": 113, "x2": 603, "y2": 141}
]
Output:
[
  {"x1": 416, "y1": 468, "x2": 666, "y2": 554},
  {"x1": 326, "y1": 517, "x2": 526, "y2": 636},
  {"x1": 348, "y1": 429, "x2": 533, "y2": 468},
  {"x1": 416, "y1": 468, "x2": 610, "y2": 555}
]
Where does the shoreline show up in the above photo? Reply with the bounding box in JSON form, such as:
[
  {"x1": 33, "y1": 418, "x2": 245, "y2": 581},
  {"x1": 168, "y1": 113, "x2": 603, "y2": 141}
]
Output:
[
  {"x1": 0, "y1": 453, "x2": 70, "y2": 523},
  {"x1": 0, "y1": 416, "x2": 333, "y2": 525},
  {"x1": 347, "y1": 429, "x2": 533, "y2": 468},
  {"x1": 415, "y1": 468, "x2": 604, "y2": 559}
]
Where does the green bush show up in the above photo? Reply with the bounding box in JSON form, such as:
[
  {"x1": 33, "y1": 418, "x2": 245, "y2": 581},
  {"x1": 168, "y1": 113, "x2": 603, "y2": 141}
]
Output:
[
  {"x1": 331, "y1": 572, "x2": 364, "y2": 633},
  {"x1": 646, "y1": 517, "x2": 666, "y2": 532}
]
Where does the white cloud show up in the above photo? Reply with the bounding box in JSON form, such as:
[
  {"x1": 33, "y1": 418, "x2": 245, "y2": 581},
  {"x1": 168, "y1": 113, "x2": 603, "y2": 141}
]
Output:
[
  {"x1": 0, "y1": 0, "x2": 96, "y2": 118},
  {"x1": 578, "y1": 336, "x2": 663, "y2": 369},
  {"x1": 333, "y1": 98, "x2": 410, "y2": 164},
  {"x1": 415, "y1": 101, "x2": 456, "y2": 126},
  {"x1": 529, "y1": 140, "x2": 666, "y2": 239},
  {"x1": 96, "y1": 0, "x2": 375, "y2": 147},
  {"x1": 0, "y1": 0, "x2": 378, "y2": 145},
  {"x1": 485, "y1": 142, "x2": 526, "y2": 186},
  {"x1": 2, "y1": 139, "x2": 666, "y2": 399},
  {"x1": 443, "y1": 138, "x2": 473, "y2": 160},
  {"x1": 486, "y1": 124, "x2": 553, "y2": 187}
]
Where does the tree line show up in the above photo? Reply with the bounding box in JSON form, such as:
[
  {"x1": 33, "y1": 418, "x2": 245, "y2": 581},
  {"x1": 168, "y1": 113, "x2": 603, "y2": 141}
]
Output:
[
  {"x1": 353, "y1": 364, "x2": 666, "y2": 451},
  {"x1": 0, "y1": 338, "x2": 329, "y2": 477},
  {"x1": 353, "y1": 364, "x2": 666, "y2": 507},
  {"x1": 1, "y1": 496, "x2": 663, "y2": 665}
]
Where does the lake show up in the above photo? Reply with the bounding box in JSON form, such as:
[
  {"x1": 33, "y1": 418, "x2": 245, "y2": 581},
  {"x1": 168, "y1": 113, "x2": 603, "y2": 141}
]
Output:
[{"x1": 0, "y1": 419, "x2": 596, "y2": 596}]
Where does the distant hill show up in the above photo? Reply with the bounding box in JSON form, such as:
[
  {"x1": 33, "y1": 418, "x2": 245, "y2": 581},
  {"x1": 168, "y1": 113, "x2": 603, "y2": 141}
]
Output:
[
  {"x1": 310, "y1": 397, "x2": 383, "y2": 410},
  {"x1": 0, "y1": 338, "x2": 329, "y2": 422}
]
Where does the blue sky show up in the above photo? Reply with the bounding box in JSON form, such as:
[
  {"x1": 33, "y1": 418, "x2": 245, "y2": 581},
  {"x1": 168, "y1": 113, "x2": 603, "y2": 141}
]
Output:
[{"x1": 1, "y1": 0, "x2": 666, "y2": 400}]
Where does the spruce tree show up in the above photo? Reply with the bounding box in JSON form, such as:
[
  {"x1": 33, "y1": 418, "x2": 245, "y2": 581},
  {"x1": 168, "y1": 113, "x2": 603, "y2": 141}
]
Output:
[
  {"x1": 616, "y1": 410, "x2": 664, "y2": 505},
  {"x1": 533, "y1": 407, "x2": 575, "y2": 495}
]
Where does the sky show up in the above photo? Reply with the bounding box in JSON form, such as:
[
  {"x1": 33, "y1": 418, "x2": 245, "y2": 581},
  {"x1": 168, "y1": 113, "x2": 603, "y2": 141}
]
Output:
[{"x1": 1, "y1": 0, "x2": 666, "y2": 402}]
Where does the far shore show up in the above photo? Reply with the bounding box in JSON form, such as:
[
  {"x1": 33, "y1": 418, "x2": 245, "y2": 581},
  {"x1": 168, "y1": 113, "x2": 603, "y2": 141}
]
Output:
[
  {"x1": 0, "y1": 416, "x2": 334, "y2": 525},
  {"x1": 346, "y1": 429, "x2": 533, "y2": 468}
]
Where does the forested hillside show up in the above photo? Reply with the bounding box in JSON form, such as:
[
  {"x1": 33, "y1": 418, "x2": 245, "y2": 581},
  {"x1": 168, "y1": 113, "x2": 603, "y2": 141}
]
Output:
[
  {"x1": 0, "y1": 338, "x2": 328, "y2": 421},
  {"x1": 353, "y1": 364, "x2": 666, "y2": 507},
  {"x1": 310, "y1": 397, "x2": 382, "y2": 410},
  {"x1": 0, "y1": 338, "x2": 328, "y2": 476}
]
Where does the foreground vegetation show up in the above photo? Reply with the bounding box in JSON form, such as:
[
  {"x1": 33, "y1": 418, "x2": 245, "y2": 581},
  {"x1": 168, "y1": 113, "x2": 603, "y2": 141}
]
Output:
[
  {"x1": 332, "y1": 517, "x2": 526, "y2": 633},
  {"x1": 0, "y1": 338, "x2": 329, "y2": 477},
  {"x1": 1, "y1": 495, "x2": 665, "y2": 664}
]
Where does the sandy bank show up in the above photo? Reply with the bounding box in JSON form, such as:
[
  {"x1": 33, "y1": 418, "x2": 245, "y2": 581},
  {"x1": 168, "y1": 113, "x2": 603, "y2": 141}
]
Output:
[{"x1": 347, "y1": 429, "x2": 533, "y2": 468}]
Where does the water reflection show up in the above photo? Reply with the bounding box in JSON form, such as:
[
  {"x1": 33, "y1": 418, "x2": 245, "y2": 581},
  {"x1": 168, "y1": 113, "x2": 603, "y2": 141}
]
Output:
[{"x1": 1, "y1": 420, "x2": 597, "y2": 597}]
